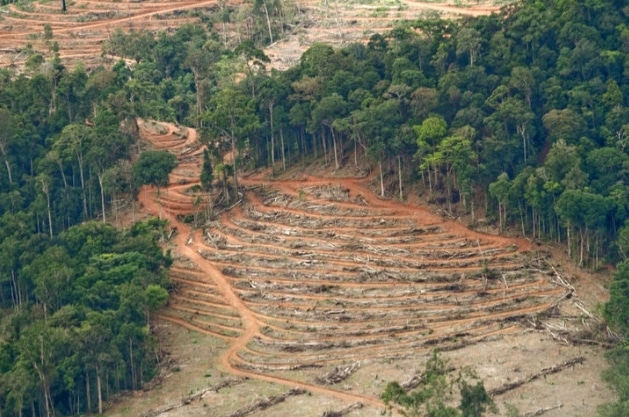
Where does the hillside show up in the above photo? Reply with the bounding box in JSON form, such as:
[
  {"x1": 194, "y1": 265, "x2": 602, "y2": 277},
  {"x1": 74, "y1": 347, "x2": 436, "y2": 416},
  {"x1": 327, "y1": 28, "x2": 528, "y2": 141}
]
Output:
[
  {"x1": 0, "y1": 0, "x2": 627, "y2": 416},
  {"x1": 103, "y1": 120, "x2": 613, "y2": 417},
  {"x1": 0, "y1": 0, "x2": 499, "y2": 70}
]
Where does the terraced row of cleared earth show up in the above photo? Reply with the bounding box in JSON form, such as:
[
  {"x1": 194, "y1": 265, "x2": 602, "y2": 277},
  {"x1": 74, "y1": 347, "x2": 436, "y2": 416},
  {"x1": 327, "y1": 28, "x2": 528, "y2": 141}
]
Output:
[
  {"x1": 0, "y1": 0, "x2": 500, "y2": 69},
  {"x1": 0, "y1": 2, "x2": 602, "y2": 415},
  {"x1": 117, "y1": 120, "x2": 612, "y2": 417}
]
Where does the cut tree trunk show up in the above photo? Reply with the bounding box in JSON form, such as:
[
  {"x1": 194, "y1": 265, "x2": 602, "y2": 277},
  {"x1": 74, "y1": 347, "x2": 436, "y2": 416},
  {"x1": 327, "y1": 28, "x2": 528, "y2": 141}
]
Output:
[
  {"x1": 331, "y1": 127, "x2": 339, "y2": 170},
  {"x1": 397, "y1": 155, "x2": 403, "y2": 200},
  {"x1": 86, "y1": 372, "x2": 91, "y2": 413},
  {"x1": 279, "y1": 126, "x2": 286, "y2": 172},
  {"x1": 98, "y1": 173, "x2": 106, "y2": 223},
  {"x1": 3, "y1": 158, "x2": 12, "y2": 184},
  {"x1": 262, "y1": 0, "x2": 273, "y2": 43},
  {"x1": 269, "y1": 101, "x2": 275, "y2": 167},
  {"x1": 96, "y1": 366, "x2": 103, "y2": 415},
  {"x1": 379, "y1": 159, "x2": 384, "y2": 197},
  {"x1": 77, "y1": 157, "x2": 87, "y2": 218}
]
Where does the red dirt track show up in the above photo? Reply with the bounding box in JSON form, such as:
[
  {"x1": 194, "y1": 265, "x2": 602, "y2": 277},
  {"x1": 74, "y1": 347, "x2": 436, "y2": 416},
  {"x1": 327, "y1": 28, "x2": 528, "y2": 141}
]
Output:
[{"x1": 136, "y1": 121, "x2": 570, "y2": 415}]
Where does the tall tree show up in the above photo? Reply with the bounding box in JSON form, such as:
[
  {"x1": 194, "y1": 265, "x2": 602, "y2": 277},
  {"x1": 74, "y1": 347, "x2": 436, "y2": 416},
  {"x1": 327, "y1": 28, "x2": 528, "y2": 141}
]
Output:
[
  {"x1": 311, "y1": 93, "x2": 348, "y2": 170},
  {"x1": 382, "y1": 350, "x2": 495, "y2": 417},
  {"x1": 235, "y1": 40, "x2": 270, "y2": 99},
  {"x1": 0, "y1": 108, "x2": 15, "y2": 185},
  {"x1": 203, "y1": 86, "x2": 259, "y2": 201},
  {"x1": 200, "y1": 148, "x2": 214, "y2": 192},
  {"x1": 133, "y1": 151, "x2": 178, "y2": 218},
  {"x1": 415, "y1": 116, "x2": 447, "y2": 197},
  {"x1": 54, "y1": 124, "x2": 93, "y2": 219},
  {"x1": 183, "y1": 40, "x2": 222, "y2": 126}
]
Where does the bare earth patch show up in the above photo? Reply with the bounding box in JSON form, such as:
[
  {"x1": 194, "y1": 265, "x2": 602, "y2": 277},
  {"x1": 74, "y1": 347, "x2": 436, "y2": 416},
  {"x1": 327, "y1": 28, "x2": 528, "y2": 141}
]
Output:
[{"x1": 106, "y1": 120, "x2": 614, "y2": 417}]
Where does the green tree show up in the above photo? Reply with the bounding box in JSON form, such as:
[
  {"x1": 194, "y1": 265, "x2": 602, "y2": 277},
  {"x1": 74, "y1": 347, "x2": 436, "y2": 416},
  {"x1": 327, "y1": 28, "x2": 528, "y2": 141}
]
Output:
[
  {"x1": 183, "y1": 41, "x2": 222, "y2": 125},
  {"x1": 200, "y1": 148, "x2": 214, "y2": 191},
  {"x1": 144, "y1": 284, "x2": 168, "y2": 324},
  {"x1": 456, "y1": 27, "x2": 482, "y2": 67},
  {"x1": 617, "y1": 221, "x2": 629, "y2": 261},
  {"x1": 198, "y1": 147, "x2": 214, "y2": 221},
  {"x1": 0, "y1": 108, "x2": 16, "y2": 185},
  {"x1": 414, "y1": 115, "x2": 447, "y2": 197},
  {"x1": 202, "y1": 86, "x2": 259, "y2": 201},
  {"x1": 23, "y1": 246, "x2": 74, "y2": 320},
  {"x1": 555, "y1": 189, "x2": 609, "y2": 267},
  {"x1": 18, "y1": 322, "x2": 66, "y2": 417},
  {"x1": 542, "y1": 109, "x2": 583, "y2": 144},
  {"x1": 605, "y1": 260, "x2": 629, "y2": 334},
  {"x1": 77, "y1": 311, "x2": 117, "y2": 415},
  {"x1": 434, "y1": 134, "x2": 477, "y2": 212},
  {"x1": 88, "y1": 111, "x2": 132, "y2": 223},
  {"x1": 382, "y1": 350, "x2": 495, "y2": 417},
  {"x1": 489, "y1": 173, "x2": 511, "y2": 232},
  {"x1": 133, "y1": 150, "x2": 178, "y2": 218},
  {"x1": 54, "y1": 124, "x2": 93, "y2": 219},
  {"x1": 600, "y1": 261, "x2": 629, "y2": 417},
  {"x1": 133, "y1": 150, "x2": 177, "y2": 190},
  {"x1": 235, "y1": 40, "x2": 270, "y2": 99},
  {"x1": 311, "y1": 93, "x2": 348, "y2": 170}
]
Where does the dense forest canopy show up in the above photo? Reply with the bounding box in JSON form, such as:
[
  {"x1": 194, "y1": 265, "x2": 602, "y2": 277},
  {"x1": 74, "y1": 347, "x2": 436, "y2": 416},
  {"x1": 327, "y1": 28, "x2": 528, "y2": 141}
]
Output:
[
  {"x1": 101, "y1": 0, "x2": 629, "y2": 269},
  {"x1": 0, "y1": 219, "x2": 171, "y2": 416},
  {"x1": 2, "y1": 0, "x2": 629, "y2": 415}
]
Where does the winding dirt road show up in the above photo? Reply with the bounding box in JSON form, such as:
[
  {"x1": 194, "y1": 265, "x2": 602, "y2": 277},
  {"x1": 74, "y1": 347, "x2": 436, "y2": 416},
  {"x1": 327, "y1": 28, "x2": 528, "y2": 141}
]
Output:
[
  {"x1": 134, "y1": 121, "x2": 567, "y2": 415},
  {"x1": 138, "y1": 122, "x2": 393, "y2": 411}
]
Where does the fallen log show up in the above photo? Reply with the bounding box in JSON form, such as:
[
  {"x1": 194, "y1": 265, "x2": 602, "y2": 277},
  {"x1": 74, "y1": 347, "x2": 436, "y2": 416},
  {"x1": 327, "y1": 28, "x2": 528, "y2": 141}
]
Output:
[
  {"x1": 214, "y1": 377, "x2": 249, "y2": 393},
  {"x1": 322, "y1": 402, "x2": 363, "y2": 417},
  {"x1": 237, "y1": 362, "x2": 323, "y2": 372},
  {"x1": 566, "y1": 337, "x2": 614, "y2": 348},
  {"x1": 138, "y1": 377, "x2": 248, "y2": 417},
  {"x1": 220, "y1": 388, "x2": 307, "y2": 417},
  {"x1": 401, "y1": 375, "x2": 421, "y2": 390},
  {"x1": 525, "y1": 403, "x2": 562, "y2": 417},
  {"x1": 316, "y1": 362, "x2": 360, "y2": 385},
  {"x1": 488, "y1": 357, "x2": 585, "y2": 396}
]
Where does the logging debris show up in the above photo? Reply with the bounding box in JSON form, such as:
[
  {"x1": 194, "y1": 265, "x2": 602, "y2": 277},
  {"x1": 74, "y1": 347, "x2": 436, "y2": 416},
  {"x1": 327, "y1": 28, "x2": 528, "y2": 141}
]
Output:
[
  {"x1": 219, "y1": 388, "x2": 307, "y2": 417},
  {"x1": 322, "y1": 402, "x2": 363, "y2": 417},
  {"x1": 524, "y1": 403, "x2": 562, "y2": 417},
  {"x1": 316, "y1": 362, "x2": 360, "y2": 385},
  {"x1": 488, "y1": 357, "x2": 585, "y2": 396},
  {"x1": 138, "y1": 377, "x2": 248, "y2": 417}
]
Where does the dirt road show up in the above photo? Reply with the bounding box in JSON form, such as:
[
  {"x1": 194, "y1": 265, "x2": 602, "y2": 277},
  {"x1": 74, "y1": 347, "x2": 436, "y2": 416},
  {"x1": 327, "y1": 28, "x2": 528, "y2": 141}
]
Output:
[{"x1": 129, "y1": 120, "x2": 585, "y2": 417}]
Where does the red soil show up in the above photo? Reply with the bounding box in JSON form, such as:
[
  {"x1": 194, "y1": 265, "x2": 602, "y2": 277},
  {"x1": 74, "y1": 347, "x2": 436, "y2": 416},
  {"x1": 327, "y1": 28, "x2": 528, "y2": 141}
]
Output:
[{"x1": 135, "y1": 120, "x2": 570, "y2": 414}]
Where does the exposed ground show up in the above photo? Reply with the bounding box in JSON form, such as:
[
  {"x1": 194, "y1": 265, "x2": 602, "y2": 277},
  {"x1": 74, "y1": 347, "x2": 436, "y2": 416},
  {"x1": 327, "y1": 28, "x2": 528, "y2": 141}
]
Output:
[
  {"x1": 0, "y1": 0, "x2": 503, "y2": 70},
  {"x1": 0, "y1": 1, "x2": 615, "y2": 415},
  {"x1": 106, "y1": 121, "x2": 614, "y2": 417}
]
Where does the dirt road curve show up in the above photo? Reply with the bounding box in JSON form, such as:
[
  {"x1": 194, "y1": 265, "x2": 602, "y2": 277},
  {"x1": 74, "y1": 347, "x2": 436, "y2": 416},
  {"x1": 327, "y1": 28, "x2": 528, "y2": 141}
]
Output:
[
  {"x1": 138, "y1": 122, "x2": 391, "y2": 411},
  {"x1": 134, "y1": 120, "x2": 568, "y2": 415}
]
